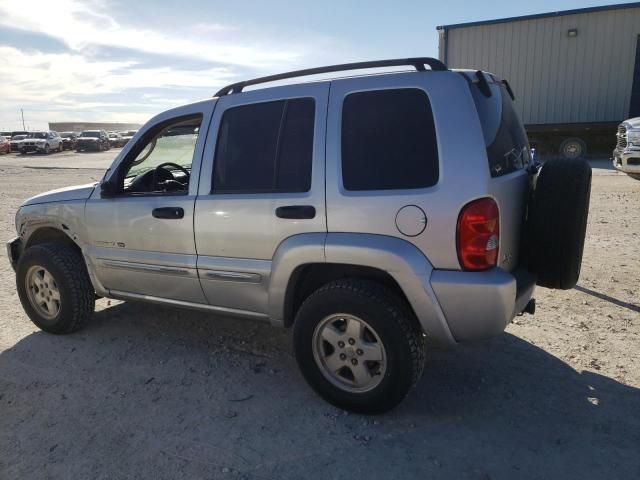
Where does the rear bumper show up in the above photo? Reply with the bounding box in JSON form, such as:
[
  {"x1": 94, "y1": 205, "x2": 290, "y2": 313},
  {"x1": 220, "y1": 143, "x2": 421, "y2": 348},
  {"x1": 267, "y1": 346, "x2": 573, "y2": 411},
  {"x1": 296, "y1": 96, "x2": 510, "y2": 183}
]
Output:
[
  {"x1": 430, "y1": 266, "x2": 535, "y2": 342},
  {"x1": 6, "y1": 237, "x2": 21, "y2": 271},
  {"x1": 613, "y1": 148, "x2": 640, "y2": 174}
]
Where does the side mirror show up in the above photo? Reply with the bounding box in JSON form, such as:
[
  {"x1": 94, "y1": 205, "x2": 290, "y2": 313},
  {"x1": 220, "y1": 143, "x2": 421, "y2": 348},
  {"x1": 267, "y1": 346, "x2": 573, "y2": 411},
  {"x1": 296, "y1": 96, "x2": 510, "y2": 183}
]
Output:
[{"x1": 100, "y1": 179, "x2": 118, "y2": 198}]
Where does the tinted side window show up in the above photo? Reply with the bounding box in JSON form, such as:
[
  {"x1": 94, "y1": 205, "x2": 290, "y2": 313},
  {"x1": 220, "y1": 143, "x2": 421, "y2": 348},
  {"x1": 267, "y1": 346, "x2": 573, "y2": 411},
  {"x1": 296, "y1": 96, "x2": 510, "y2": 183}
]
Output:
[
  {"x1": 341, "y1": 89, "x2": 439, "y2": 191},
  {"x1": 213, "y1": 98, "x2": 315, "y2": 193},
  {"x1": 471, "y1": 82, "x2": 530, "y2": 177}
]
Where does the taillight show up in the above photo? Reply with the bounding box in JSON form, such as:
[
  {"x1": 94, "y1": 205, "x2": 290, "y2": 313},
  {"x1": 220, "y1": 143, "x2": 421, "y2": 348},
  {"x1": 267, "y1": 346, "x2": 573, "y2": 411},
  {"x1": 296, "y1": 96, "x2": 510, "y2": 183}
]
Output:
[{"x1": 456, "y1": 198, "x2": 499, "y2": 271}]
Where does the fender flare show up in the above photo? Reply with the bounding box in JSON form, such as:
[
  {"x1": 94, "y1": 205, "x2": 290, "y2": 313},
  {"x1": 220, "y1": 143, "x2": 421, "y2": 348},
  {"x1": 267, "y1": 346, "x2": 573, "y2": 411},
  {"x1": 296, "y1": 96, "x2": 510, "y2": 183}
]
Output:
[{"x1": 268, "y1": 232, "x2": 455, "y2": 346}]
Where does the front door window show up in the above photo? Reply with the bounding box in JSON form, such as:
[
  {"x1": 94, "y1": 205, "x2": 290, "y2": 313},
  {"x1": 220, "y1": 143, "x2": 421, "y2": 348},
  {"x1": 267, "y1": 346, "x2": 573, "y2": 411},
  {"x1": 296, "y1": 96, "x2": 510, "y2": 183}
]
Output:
[{"x1": 121, "y1": 115, "x2": 202, "y2": 194}]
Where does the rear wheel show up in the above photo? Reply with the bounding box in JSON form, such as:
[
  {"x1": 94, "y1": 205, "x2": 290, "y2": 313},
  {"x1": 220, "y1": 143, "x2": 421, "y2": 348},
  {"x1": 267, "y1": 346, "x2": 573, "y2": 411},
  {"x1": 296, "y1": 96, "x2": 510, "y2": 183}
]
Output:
[
  {"x1": 293, "y1": 279, "x2": 426, "y2": 414},
  {"x1": 559, "y1": 137, "x2": 586, "y2": 159},
  {"x1": 16, "y1": 243, "x2": 95, "y2": 334}
]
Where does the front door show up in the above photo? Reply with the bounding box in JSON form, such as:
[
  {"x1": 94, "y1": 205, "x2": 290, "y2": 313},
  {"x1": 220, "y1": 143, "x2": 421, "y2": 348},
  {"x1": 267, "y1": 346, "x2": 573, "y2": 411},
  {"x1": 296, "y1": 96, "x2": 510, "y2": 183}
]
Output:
[
  {"x1": 85, "y1": 102, "x2": 212, "y2": 303},
  {"x1": 194, "y1": 83, "x2": 329, "y2": 315}
]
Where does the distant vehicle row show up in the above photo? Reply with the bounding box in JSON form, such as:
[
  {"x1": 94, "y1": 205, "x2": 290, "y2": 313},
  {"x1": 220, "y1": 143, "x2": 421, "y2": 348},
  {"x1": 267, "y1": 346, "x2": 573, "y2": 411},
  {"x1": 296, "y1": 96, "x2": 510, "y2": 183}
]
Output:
[{"x1": 0, "y1": 129, "x2": 137, "y2": 154}]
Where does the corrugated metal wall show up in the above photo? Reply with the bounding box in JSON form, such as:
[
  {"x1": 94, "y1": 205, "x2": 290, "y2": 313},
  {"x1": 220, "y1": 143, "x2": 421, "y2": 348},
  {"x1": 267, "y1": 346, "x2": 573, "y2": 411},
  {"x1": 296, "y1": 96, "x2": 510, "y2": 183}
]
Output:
[{"x1": 440, "y1": 7, "x2": 640, "y2": 125}]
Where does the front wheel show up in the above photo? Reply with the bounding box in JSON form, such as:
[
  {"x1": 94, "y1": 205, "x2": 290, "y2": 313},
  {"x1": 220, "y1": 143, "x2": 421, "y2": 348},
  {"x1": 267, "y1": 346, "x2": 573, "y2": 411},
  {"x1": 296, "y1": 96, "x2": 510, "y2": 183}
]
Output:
[
  {"x1": 16, "y1": 243, "x2": 95, "y2": 334},
  {"x1": 293, "y1": 279, "x2": 426, "y2": 414}
]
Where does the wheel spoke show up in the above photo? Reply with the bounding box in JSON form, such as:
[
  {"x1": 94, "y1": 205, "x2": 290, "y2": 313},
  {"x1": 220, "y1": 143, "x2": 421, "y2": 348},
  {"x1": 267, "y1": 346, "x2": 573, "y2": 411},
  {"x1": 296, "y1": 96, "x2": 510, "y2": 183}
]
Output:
[
  {"x1": 359, "y1": 342, "x2": 383, "y2": 362},
  {"x1": 350, "y1": 364, "x2": 371, "y2": 386},
  {"x1": 323, "y1": 352, "x2": 344, "y2": 373},
  {"x1": 50, "y1": 289, "x2": 61, "y2": 301},
  {"x1": 345, "y1": 317, "x2": 363, "y2": 340},
  {"x1": 320, "y1": 324, "x2": 344, "y2": 347}
]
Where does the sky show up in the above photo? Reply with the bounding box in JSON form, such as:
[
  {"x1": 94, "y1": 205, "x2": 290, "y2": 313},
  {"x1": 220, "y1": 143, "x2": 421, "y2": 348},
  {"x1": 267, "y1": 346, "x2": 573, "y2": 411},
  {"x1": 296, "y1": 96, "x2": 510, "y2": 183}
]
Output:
[{"x1": 0, "y1": 0, "x2": 636, "y2": 131}]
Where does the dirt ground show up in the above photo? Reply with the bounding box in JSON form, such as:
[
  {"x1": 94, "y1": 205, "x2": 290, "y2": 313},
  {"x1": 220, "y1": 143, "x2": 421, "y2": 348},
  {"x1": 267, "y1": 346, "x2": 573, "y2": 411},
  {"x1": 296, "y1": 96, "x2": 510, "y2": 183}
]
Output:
[{"x1": 0, "y1": 154, "x2": 638, "y2": 479}]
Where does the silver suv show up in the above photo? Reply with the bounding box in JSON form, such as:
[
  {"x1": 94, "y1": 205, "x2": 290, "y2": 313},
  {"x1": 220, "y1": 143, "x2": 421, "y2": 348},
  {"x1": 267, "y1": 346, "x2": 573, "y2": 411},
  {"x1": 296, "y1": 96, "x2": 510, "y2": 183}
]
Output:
[
  {"x1": 20, "y1": 131, "x2": 63, "y2": 154},
  {"x1": 6, "y1": 58, "x2": 592, "y2": 413}
]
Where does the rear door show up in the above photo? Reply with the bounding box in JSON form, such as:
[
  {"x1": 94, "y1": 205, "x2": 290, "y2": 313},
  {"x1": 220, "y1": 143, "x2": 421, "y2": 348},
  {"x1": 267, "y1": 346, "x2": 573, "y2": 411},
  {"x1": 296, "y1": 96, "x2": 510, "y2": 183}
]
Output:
[{"x1": 195, "y1": 83, "x2": 328, "y2": 315}]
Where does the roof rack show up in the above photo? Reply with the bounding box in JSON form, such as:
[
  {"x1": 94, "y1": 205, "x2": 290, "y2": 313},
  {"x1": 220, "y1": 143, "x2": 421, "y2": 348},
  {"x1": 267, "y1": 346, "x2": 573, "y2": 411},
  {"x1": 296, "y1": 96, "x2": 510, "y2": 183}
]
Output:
[{"x1": 214, "y1": 57, "x2": 447, "y2": 96}]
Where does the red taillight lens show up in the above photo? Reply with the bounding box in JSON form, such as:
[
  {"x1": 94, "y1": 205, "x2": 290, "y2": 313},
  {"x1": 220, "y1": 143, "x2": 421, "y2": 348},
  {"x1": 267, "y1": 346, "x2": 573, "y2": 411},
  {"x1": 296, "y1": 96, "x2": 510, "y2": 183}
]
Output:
[{"x1": 457, "y1": 198, "x2": 499, "y2": 271}]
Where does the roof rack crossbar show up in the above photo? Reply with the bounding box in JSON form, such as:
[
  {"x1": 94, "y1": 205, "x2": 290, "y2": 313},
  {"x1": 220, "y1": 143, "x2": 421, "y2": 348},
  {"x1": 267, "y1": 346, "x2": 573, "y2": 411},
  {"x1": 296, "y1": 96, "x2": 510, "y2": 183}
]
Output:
[{"x1": 214, "y1": 57, "x2": 447, "y2": 96}]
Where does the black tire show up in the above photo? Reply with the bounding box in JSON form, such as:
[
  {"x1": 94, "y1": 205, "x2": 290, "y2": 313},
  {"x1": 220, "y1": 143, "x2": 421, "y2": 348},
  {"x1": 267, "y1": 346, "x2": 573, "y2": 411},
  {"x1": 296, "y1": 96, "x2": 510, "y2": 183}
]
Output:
[
  {"x1": 559, "y1": 137, "x2": 586, "y2": 159},
  {"x1": 293, "y1": 279, "x2": 426, "y2": 414},
  {"x1": 16, "y1": 243, "x2": 95, "y2": 334},
  {"x1": 525, "y1": 159, "x2": 592, "y2": 289}
]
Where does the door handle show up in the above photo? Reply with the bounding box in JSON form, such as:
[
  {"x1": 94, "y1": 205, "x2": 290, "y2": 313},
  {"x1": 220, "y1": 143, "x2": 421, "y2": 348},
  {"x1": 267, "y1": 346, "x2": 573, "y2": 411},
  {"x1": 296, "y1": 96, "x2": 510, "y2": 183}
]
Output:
[
  {"x1": 152, "y1": 207, "x2": 184, "y2": 219},
  {"x1": 275, "y1": 205, "x2": 316, "y2": 219}
]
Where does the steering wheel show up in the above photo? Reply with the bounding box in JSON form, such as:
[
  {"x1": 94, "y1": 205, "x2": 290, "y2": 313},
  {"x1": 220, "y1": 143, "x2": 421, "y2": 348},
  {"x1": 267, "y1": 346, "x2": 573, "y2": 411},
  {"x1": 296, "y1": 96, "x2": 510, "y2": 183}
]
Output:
[{"x1": 152, "y1": 162, "x2": 190, "y2": 190}]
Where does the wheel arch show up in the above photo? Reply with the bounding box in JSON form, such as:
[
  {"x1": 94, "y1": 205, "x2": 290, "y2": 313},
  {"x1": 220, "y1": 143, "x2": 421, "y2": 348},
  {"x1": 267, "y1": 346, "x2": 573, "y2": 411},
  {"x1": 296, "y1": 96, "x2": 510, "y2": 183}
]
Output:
[
  {"x1": 268, "y1": 233, "x2": 456, "y2": 346},
  {"x1": 282, "y1": 263, "x2": 412, "y2": 328},
  {"x1": 25, "y1": 226, "x2": 81, "y2": 253}
]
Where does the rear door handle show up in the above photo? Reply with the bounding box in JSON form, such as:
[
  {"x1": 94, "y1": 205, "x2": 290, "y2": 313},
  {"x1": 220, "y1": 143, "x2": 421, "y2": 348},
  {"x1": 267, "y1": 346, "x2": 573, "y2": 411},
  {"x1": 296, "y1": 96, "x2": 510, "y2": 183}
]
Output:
[
  {"x1": 275, "y1": 205, "x2": 316, "y2": 219},
  {"x1": 152, "y1": 207, "x2": 184, "y2": 219}
]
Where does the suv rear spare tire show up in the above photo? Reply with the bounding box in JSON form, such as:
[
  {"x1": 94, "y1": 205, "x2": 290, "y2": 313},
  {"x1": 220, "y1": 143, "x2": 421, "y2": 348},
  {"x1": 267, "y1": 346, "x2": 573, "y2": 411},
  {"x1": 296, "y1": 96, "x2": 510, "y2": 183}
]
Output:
[{"x1": 526, "y1": 159, "x2": 591, "y2": 289}]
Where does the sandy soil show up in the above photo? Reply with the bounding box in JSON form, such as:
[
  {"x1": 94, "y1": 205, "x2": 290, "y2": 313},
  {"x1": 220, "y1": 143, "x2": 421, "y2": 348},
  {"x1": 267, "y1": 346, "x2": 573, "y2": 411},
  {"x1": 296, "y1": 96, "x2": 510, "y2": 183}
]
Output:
[{"x1": 0, "y1": 156, "x2": 638, "y2": 479}]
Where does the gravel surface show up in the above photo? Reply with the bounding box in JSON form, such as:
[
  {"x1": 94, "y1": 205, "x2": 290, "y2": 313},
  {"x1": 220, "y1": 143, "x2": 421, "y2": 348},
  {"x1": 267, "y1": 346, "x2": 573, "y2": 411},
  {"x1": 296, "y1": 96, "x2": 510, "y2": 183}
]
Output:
[{"x1": 0, "y1": 155, "x2": 639, "y2": 479}]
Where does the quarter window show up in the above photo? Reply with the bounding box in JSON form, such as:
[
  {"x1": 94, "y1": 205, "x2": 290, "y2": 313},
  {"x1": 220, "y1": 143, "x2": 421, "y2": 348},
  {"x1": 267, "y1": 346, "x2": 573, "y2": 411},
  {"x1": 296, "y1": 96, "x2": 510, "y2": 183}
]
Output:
[
  {"x1": 213, "y1": 98, "x2": 315, "y2": 193},
  {"x1": 341, "y1": 88, "x2": 439, "y2": 191}
]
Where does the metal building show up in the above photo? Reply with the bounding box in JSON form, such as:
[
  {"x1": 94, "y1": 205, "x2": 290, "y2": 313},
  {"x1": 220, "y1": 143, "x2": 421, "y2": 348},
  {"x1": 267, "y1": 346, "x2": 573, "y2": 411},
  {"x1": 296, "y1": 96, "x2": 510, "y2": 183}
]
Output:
[{"x1": 437, "y1": 3, "x2": 640, "y2": 158}]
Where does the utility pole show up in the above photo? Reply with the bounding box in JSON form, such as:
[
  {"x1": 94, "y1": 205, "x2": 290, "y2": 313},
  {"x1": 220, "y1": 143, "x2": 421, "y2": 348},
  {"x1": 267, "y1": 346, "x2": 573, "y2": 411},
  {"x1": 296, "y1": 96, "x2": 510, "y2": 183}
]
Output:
[{"x1": 21, "y1": 109, "x2": 26, "y2": 130}]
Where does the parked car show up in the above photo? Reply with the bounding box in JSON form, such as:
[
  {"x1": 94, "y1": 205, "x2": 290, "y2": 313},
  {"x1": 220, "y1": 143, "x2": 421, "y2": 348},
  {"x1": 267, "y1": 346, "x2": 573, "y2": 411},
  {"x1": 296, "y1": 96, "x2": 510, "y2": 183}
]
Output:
[
  {"x1": 119, "y1": 130, "x2": 137, "y2": 145},
  {"x1": 10, "y1": 134, "x2": 28, "y2": 152},
  {"x1": 6, "y1": 58, "x2": 592, "y2": 413},
  {"x1": 108, "y1": 132, "x2": 127, "y2": 148},
  {"x1": 20, "y1": 131, "x2": 63, "y2": 154},
  {"x1": 60, "y1": 132, "x2": 79, "y2": 151},
  {"x1": 0, "y1": 136, "x2": 10, "y2": 154},
  {"x1": 76, "y1": 130, "x2": 110, "y2": 152},
  {"x1": 613, "y1": 117, "x2": 640, "y2": 181}
]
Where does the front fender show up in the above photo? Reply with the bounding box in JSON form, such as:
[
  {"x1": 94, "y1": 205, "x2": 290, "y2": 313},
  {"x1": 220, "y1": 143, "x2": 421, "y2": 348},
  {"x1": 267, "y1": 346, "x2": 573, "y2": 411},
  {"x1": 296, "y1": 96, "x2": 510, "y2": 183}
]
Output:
[{"x1": 15, "y1": 201, "x2": 109, "y2": 296}]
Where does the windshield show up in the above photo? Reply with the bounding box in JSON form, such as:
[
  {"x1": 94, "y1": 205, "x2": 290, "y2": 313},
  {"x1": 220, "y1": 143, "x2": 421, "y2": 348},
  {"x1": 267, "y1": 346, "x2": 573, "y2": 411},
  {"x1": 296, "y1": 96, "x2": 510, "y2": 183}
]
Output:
[
  {"x1": 81, "y1": 131, "x2": 100, "y2": 138},
  {"x1": 28, "y1": 132, "x2": 47, "y2": 139},
  {"x1": 12, "y1": 135, "x2": 27, "y2": 140},
  {"x1": 61, "y1": 132, "x2": 74, "y2": 138}
]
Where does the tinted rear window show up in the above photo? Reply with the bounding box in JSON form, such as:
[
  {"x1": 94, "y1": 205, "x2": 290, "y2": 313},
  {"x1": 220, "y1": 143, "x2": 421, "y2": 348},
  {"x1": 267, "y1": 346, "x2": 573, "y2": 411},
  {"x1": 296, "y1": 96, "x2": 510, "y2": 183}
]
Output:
[
  {"x1": 341, "y1": 88, "x2": 439, "y2": 191},
  {"x1": 471, "y1": 81, "x2": 531, "y2": 177}
]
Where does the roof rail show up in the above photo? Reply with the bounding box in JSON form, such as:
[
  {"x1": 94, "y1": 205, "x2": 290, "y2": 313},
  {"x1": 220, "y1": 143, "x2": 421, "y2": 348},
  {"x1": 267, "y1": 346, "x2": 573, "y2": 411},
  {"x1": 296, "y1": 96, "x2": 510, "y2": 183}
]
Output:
[{"x1": 214, "y1": 57, "x2": 447, "y2": 96}]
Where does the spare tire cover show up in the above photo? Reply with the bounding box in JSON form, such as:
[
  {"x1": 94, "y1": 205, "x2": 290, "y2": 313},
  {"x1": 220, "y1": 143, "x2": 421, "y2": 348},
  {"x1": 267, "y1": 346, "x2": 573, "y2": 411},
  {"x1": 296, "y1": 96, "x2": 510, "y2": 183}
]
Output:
[{"x1": 525, "y1": 159, "x2": 592, "y2": 289}]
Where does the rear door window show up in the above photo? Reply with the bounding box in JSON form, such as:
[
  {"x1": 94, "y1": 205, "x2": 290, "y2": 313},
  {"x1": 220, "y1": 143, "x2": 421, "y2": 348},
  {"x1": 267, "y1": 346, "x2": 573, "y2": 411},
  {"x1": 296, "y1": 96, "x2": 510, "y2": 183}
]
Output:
[
  {"x1": 341, "y1": 88, "x2": 439, "y2": 191},
  {"x1": 471, "y1": 81, "x2": 531, "y2": 177}
]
